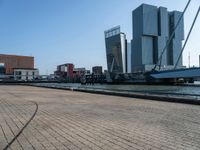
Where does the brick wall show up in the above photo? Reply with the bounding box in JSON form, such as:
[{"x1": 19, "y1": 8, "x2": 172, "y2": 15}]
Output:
[{"x1": 0, "y1": 54, "x2": 34, "y2": 74}]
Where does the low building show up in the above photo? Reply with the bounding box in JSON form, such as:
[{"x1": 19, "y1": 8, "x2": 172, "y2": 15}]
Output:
[
  {"x1": 55, "y1": 63, "x2": 74, "y2": 79},
  {"x1": 92, "y1": 66, "x2": 103, "y2": 75},
  {"x1": 14, "y1": 68, "x2": 39, "y2": 81},
  {"x1": 54, "y1": 63, "x2": 90, "y2": 82},
  {"x1": 85, "y1": 70, "x2": 91, "y2": 75},
  {"x1": 74, "y1": 68, "x2": 86, "y2": 76},
  {"x1": 73, "y1": 68, "x2": 86, "y2": 82},
  {"x1": 0, "y1": 54, "x2": 34, "y2": 74}
]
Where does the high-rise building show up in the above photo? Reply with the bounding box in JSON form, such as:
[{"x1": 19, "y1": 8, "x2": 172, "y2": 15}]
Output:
[
  {"x1": 131, "y1": 4, "x2": 184, "y2": 72},
  {"x1": 105, "y1": 26, "x2": 127, "y2": 73}
]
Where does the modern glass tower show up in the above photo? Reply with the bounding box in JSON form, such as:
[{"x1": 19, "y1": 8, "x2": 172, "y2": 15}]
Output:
[
  {"x1": 131, "y1": 4, "x2": 184, "y2": 72},
  {"x1": 104, "y1": 26, "x2": 127, "y2": 73}
]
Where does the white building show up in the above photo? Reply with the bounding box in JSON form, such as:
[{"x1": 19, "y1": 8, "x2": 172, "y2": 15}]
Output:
[{"x1": 14, "y1": 68, "x2": 39, "y2": 81}]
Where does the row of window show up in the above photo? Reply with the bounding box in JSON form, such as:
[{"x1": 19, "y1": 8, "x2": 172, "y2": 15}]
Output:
[
  {"x1": 105, "y1": 28, "x2": 120, "y2": 38},
  {"x1": 15, "y1": 71, "x2": 35, "y2": 76}
]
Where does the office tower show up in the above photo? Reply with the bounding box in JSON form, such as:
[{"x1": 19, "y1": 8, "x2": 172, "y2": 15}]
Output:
[
  {"x1": 105, "y1": 26, "x2": 127, "y2": 73},
  {"x1": 131, "y1": 4, "x2": 184, "y2": 72}
]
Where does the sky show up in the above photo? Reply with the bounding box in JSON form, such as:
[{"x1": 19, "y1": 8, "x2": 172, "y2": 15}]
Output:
[{"x1": 0, "y1": 0, "x2": 200, "y2": 74}]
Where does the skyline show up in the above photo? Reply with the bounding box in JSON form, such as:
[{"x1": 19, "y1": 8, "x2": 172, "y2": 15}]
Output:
[{"x1": 0, "y1": 0, "x2": 200, "y2": 74}]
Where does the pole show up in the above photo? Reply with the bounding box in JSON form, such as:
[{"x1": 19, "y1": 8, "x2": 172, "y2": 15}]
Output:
[{"x1": 174, "y1": 6, "x2": 200, "y2": 69}]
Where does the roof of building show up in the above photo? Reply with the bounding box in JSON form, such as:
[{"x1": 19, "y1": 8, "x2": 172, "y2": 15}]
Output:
[
  {"x1": 13, "y1": 68, "x2": 38, "y2": 70},
  {"x1": 0, "y1": 54, "x2": 34, "y2": 58},
  {"x1": 57, "y1": 63, "x2": 74, "y2": 67}
]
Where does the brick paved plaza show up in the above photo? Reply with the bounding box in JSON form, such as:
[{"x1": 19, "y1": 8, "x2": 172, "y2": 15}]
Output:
[{"x1": 0, "y1": 85, "x2": 200, "y2": 150}]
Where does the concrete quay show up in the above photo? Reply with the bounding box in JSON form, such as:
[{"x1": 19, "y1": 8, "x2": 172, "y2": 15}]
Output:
[
  {"x1": 30, "y1": 83, "x2": 200, "y2": 105},
  {"x1": 0, "y1": 85, "x2": 200, "y2": 150}
]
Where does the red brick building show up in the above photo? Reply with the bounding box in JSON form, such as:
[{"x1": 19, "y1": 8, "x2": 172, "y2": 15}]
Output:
[
  {"x1": 0, "y1": 54, "x2": 34, "y2": 74},
  {"x1": 55, "y1": 63, "x2": 74, "y2": 79}
]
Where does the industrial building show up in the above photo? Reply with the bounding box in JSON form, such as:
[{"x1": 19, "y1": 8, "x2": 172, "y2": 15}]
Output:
[
  {"x1": 104, "y1": 26, "x2": 127, "y2": 73},
  {"x1": 131, "y1": 4, "x2": 184, "y2": 72},
  {"x1": 0, "y1": 54, "x2": 34, "y2": 74}
]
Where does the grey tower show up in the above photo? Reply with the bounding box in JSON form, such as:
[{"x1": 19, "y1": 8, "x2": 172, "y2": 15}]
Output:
[
  {"x1": 131, "y1": 4, "x2": 184, "y2": 72},
  {"x1": 105, "y1": 26, "x2": 127, "y2": 73}
]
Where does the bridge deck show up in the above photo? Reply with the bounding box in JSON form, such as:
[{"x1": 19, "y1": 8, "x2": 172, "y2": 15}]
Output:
[{"x1": 150, "y1": 67, "x2": 200, "y2": 79}]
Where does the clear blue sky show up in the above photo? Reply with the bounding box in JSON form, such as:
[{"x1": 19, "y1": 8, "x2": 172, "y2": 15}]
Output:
[{"x1": 0, "y1": 0, "x2": 200, "y2": 74}]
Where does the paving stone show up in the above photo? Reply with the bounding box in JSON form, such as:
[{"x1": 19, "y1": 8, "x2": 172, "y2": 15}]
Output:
[{"x1": 0, "y1": 85, "x2": 200, "y2": 150}]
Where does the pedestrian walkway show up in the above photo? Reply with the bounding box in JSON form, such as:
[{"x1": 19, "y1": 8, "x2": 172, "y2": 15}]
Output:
[{"x1": 0, "y1": 85, "x2": 200, "y2": 150}]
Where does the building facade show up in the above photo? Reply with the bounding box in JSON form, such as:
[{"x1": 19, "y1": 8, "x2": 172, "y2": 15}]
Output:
[
  {"x1": 14, "y1": 68, "x2": 39, "y2": 81},
  {"x1": 73, "y1": 68, "x2": 86, "y2": 76},
  {"x1": 55, "y1": 63, "x2": 74, "y2": 79},
  {"x1": 0, "y1": 54, "x2": 34, "y2": 74},
  {"x1": 131, "y1": 4, "x2": 184, "y2": 72},
  {"x1": 0, "y1": 63, "x2": 5, "y2": 75},
  {"x1": 105, "y1": 26, "x2": 127, "y2": 73},
  {"x1": 54, "y1": 64, "x2": 89, "y2": 82},
  {"x1": 92, "y1": 66, "x2": 103, "y2": 75}
]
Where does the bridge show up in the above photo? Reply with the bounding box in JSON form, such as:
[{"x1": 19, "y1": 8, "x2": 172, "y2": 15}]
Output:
[{"x1": 150, "y1": 67, "x2": 200, "y2": 80}]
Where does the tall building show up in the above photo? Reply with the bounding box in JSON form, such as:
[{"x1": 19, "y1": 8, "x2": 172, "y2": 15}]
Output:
[
  {"x1": 105, "y1": 26, "x2": 127, "y2": 73},
  {"x1": 131, "y1": 4, "x2": 184, "y2": 72},
  {"x1": 0, "y1": 54, "x2": 34, "y2": 74}
]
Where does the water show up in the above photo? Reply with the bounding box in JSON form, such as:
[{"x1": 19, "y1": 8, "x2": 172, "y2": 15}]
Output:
[{"x1": 33, "y1": 83, "x2": 200, "y2": 99}]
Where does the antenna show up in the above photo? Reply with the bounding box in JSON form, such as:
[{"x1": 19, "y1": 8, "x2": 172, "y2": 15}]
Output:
[
  {"x1": 174, "y1": 6, "x2": 200, "y2": 69},
  {"x1": 153, "y1": 0, "x2": 191, "y2": 71}
]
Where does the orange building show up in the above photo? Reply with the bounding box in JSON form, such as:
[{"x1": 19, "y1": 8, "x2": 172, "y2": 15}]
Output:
[{"x1": 0, "y1": 54, "x2": 34, "y2": 74}]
